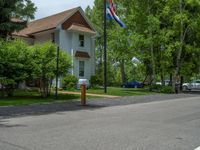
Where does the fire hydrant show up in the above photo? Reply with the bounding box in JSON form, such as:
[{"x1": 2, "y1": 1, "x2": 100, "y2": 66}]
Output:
[{"x1": 81, "y1": 84, "x2": 86, "y2": 106}]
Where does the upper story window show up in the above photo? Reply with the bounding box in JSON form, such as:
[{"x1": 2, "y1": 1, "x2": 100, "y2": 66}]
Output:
[{"x1": 79, "y1": 34, "x2": 84, "y2": 47}]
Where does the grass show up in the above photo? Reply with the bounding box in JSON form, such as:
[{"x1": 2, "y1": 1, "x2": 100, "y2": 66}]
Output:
[
  {"x1": 74, "y1": 87, "x2": 156, "y2": 97},
  {"x1": 0, "y1": 87, "x2": 155, "y2": 106},
  {"x1": 0, "y1": 90, "x2": 80, "y2": 106}
]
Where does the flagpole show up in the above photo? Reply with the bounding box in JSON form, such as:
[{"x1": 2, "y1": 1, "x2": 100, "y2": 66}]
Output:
[{"x1": 104, "y1": 0, "x2": 107, "y2": 93}]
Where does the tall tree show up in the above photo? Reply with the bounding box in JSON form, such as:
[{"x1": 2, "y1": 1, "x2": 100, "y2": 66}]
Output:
[{"x1": 87, "y1": 0, "x2": 200, "y2": 89}]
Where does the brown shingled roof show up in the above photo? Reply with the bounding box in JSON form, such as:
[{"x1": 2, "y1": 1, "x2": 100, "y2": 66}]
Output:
[
  {"x1": 13, "y1": 7, "x2": 79, "y2": 37},
  {"x1": 75, "y1": 51, "x2": 90, "y2": 58}
]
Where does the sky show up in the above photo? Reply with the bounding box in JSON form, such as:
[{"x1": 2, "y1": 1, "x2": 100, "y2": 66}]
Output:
[{"x1": 32, "y1": 0, "x2": 95, "y2": 20}]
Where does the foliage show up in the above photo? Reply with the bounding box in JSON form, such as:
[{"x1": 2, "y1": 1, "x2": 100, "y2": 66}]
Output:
[
  {"x1": 160, "y1": 86, "x2": 174, "y2": 94},
  {"x1": 86, "y1": 0, "x2": 200, "y2": 93},
  {"x1": 31, "y1": 42, "x2": 71, "y2": 97},
  {"x1": 0, "y1": 39, "x2": 32, "y2": 97},
  {"x1": 149, "y1": 85, "x2": 173, "y2": 93},
  {"x1": 62, "y1": 75, "x2": 78, "y2": 90},
  {"x1": 0, "y1": 40, "x2": 71, "y2": 98},
  {"x1": 90, "y1": 75, "x2": 102, "y2": 87},
  {"x1": 0, "y1": 0, "x2": 37, "y2": 38}
]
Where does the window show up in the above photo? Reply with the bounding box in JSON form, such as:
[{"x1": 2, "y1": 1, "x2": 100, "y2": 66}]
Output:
[
  {"x1": 79, "y1": 61, "x2": 85, "y2": 77},
  {"x1": 79, "y1": 34, "x2": 84, "y2": 47},
  {"x1": 51, "y1": 33, "x2": 55, "y2": 43}
]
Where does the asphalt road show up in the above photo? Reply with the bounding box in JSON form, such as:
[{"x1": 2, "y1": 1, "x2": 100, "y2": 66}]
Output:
[{"x1": 0, "y1": 96, "x2": 200, "y2": 150}]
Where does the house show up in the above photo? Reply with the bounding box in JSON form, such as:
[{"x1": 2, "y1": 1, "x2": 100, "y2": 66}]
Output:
[{"x1": 13, "y1": 7, "x2": 97, "y2": 87}]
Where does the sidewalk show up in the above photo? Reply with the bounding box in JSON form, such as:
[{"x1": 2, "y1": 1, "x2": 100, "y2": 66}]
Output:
[{"x1": 60, "y1": 91, "x2": 120, "y2": 98}]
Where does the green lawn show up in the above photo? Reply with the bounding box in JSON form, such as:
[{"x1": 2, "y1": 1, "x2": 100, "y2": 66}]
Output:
[
  {"x1": 0, "y1": 87, "x2": 155, "y2": 106},
  {"x1": 84, "y1": 87, "x2": 155, "y2": 96},
  {"x1": 0, "y1": 90, "x2": 80, "y2": 106}
]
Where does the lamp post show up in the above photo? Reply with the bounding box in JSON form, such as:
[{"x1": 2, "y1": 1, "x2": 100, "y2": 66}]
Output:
[{"x1": 55, "y1": 46, "x2": 60, "y2": 99}]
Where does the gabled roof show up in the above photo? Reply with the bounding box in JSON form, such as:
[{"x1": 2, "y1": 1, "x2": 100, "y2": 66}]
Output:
[{"x1": 13, "y1": 7, "x2": 96, "y2": 38}]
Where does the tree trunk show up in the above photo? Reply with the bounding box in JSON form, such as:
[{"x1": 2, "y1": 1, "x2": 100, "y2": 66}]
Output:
[
  {"x1": 174, "y1": 0, "x2": 184, "y2": 93},
  {"x1": 161, "y1": 73, "x2": 164, "y2": 86},
  {"x1": 180, "y1": 76, "x2": 184, "y2": 92},
  {"x1": 150, "y1": 42, "x2": 156, "y2": 84},
  {"x1": 120, "y1": 59, "x2": 126, "y2": 84},
  {"x1": 148, "y1": 0, "x2": 156, "y2": 85}
]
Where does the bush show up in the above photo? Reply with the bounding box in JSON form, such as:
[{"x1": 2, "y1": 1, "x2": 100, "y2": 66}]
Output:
[
  {"x1": 160, "y1": 86, "x2": 174, "y2": 93},
  {"x1": 62, "y1": 75, "x2": 78, "y2": 90},
  {"x1": 149, "y1": 84, "x2": 162, "y2": 92},
  {"x1": 90, "y1": 75, "x2": 102, "y2": 87},
  {"x1": 149, "y1": 85, "x2": 173, "y2": 93}
]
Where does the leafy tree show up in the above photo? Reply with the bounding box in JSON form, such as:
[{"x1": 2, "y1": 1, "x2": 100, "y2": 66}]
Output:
[
  {"x1": 0, "y1": 40, "x2": 71, "y2": 98},
  {"x1": 0, "y1": 39, "x2": 32, "y2": 97},
  {"x1": 31, "y1": 42, "x2": 71, "y2": 98},
  {"x1": 87, "y1": 0, "x2": 200, "y2": 92}
]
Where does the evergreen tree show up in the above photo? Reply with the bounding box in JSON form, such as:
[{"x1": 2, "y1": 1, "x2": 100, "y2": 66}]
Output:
[{"x1": 0, "y1": 0, "x2": 37, "y2": 38}]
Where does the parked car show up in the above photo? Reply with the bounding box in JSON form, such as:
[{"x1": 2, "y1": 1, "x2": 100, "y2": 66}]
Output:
[
  {"x1": 121, "y1": 81, "x2": 144, "y2": 88},
  {"x1": 182, "y1": 80, "x2": 200, "y2": 91},
  {"x1": 156, "y1": 80, "x2": 170, "y2": 86},
  {"x1": 77, "y1": 79, "x2": 90, "y2": 89}
]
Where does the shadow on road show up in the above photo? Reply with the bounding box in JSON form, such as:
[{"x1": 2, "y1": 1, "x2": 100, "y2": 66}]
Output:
[
  {"x1": 0, "y1": 101, "x2": 105, "y2": 119},
  {"x1": 0, "y1": 93, "x2": 199, "y2": 120}
]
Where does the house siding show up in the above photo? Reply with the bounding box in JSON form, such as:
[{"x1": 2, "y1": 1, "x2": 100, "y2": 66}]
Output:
[
  {"x1": 15, "y1": 8, "x2": 96, "y2": 88},
  {"x1": 59, "y1": 29, "x2": 95, "y2": 81}
]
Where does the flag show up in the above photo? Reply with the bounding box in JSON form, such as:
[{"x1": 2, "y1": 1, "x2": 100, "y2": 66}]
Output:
[{"x1": 106, "y1": 0, "x2": 126, "y2": 28}]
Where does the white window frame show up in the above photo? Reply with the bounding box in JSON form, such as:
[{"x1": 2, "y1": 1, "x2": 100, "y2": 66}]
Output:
[{"x1": 79, "y1": 34, "x2": 85, "y2": 47}]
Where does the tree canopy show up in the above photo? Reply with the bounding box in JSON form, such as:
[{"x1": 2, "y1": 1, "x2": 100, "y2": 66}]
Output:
[
  {"x1": 0, "y1": 0, "x2": 37, "y2": 38},
  {"x1": 0, "y1": 40, "x2": 71, "y2": 98},
  {"x1": 86, "y1": 0, "x2": 200, "y2": 92}
]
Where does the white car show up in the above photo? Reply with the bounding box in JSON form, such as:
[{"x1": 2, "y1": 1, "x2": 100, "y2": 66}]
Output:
[
  {"x1": 156, "y1": 80, "x2": 170, "y2": 86},
  {"x1": 183, "y1": 80, "x2": 200, "y2": 91}
]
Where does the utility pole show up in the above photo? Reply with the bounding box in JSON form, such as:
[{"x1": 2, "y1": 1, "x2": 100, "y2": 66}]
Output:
[{"x1": 104, "y1": 0, "x2": 107, "y2": 93}]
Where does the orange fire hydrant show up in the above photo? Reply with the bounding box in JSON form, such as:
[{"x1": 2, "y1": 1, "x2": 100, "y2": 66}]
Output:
[{"x1": 81, "y1": 84, "x2": 86, "y2": 106}]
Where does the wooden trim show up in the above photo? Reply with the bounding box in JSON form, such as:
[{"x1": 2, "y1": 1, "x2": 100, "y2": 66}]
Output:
[{"x1": 62, "y1": 11, "x2": 93, "y2": 31}]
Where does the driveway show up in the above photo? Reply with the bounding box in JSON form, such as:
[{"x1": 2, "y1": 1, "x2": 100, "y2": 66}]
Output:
[{"x1": 0, "y1": 94, "x2": 200, "y2": 150}]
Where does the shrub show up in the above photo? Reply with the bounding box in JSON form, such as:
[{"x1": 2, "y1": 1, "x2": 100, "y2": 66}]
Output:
[
  {"x1": 149, "y1": 85, "x2": 173, "y2": 93},
  {"x1": 149, "y1": 84, "x2": 162, "y2": 92},
  {"x1": 62, "y1": 75, "x2": 78, "y2": 90},
  {"x1": 90, "y1": 75, "x2": 102, "y2": 87},
  {"x1": 160, "y1": 86, "x2": 174, "y2": 93}
]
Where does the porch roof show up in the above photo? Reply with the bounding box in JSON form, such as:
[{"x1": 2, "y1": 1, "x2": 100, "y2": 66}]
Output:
[
  {"x1": 67, "y1": 23, "x2": 96, "y2": 35},
  {"x1": 75, "y1": 51, "x2": 90, "y2": 58}
]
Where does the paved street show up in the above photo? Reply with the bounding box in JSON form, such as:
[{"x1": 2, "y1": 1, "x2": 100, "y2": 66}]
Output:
[{"x1": 0, "y1": 95, "x2": 200, "y2": 150}]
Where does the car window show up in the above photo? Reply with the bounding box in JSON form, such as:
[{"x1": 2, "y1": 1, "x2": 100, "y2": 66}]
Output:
[{"x1": 196, "y1": 81, "x2": 200, "y2": 83}]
